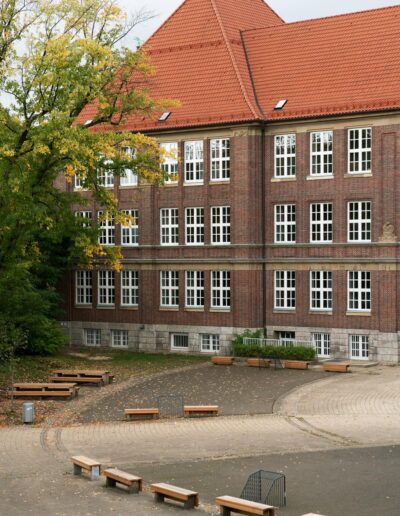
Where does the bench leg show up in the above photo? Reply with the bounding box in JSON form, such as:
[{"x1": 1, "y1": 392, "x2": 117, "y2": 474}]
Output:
[
  {"x1": 127, "y1": 482, "x2": 140, "y2": 494},
  {"x1": 154, "y1": 493, "x2": 165, "y2": 504},
  {"x1": 73, "y1": 464, "x2": 82, "y2": 476},
  {"x1": 184, "y1": 497, "x2": 196, "y2": 510},
  {"x1": 220, "y1": 508, "x2": 231, "y2": 516},
  {"x1": 105, "y1": 477, "x2": 117, "y2": 488},
  {"x1": 90, "y1": 466, "x2": 100, "y2": 481}
]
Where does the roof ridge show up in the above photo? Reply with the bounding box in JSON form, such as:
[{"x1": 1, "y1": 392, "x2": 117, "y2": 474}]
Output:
[
  {"x1": 209, "y1": 0, "x2": 261, "y2": 120},
  {"x1": 242, "y1": 2, "x2": 400, "y2": 34}
]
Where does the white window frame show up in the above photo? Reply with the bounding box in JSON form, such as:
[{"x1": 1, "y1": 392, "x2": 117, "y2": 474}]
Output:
[
  {"x1": 75, "y1": 211, "x2": 92, "y2": 228},
  {"x1": 350, "y1": 335, "x2": 369, "y2": 360},
  {"x1": 160, "y1": 142, "x2": 179, "y2": 184},
  {"x1": 160, "y1": 208, "x2": 179, "y2": 246},
  {"x1": 201, "y1": 334, "x2": 220, "y2": 353},
  {"x1": 185, "y1": 207, "x2": 204, "y2": 246},
  {"x1": 310, "y1": 203, "x2": 333, "y2": 243},
  {"x1": 211, "y1": 271, "x2": 231, "y2": 309},
  {"x1": 98, "y1": 270, "x2": 115, "y2": 306},
  {"x1": 310, "y1": 131, "x2": 333, "y2": 177},
  {"x1": 210, "y1": 138, "x2": 230, "y2": 181},
  {"x1": 171, "y1": 333, "x2": 189, "y2": 351},
  {"x1": 121, "y1": 270, "x2": 139, "y2": 307},
  {"x1": 111, "y1": 329, "x2": 129, "y2": 348},
  {"x1": 274, "y1": 271, "x2": 296, "y2": 310},
  {"x1": 184, "y1": 140, "x2": 204, "y2": 183},
  {"x1": 211, "y1": 206, "x2": 231, "y2": 245},
  {"x1": 348, "y1": 128, "x2": 372, "y2": 174},
  {"x1": 120, "y1": 146, "x2": 138, "y2": 187},
  {"x1": 274, "y1": 134, "x2": 296, "y2": 178},
  {"x1": 75, "y1": 271, "x2": 93, "y2": 305},
  {"x1": 98, "y1": 212, "x2": 115, "y2": 246},
  {"x1": 275, "y1": 204, "x2": 296, "y2": 244},
  {"x1": 74, "y1": 175, "x2": 86, "y2": 190},
  {"x1": 348, "y1": 271, "x2": 371, "y2": 313},
  {"x1": 121, "y1": 209, "x2": 139, "y2": 247},
  {"x1": 85, "y1": 328, "x2": 101, "y2": 347},
  {"x1": 160, "y1": 271, "x2": 179, "y2": 308},
  {"x1": 310, "y1": 271, "x2": 333, "y2": 312},
  {"x1": 348, "y1": 201, "x2": 371, "y2": 243},
  {"x1": 185, "y1": 271, "x2": 204, "y2": 308},
  {"x1": 312, "y1": 333, "x2": 331, "y2": 358},
  {"x1": 97, "y1": 167, "x2": 114, "y2": 188}
]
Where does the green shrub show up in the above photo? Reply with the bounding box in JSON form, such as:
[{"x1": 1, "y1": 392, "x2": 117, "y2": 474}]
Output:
[{"x1": 232, "y1": 330, "x2": 316, "y2": 361}]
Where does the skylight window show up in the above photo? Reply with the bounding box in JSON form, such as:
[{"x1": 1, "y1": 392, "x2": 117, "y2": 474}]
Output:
[
  {"x1": 84, "y1": 119, "x2": 93, "y2": 126},
  {"x1": 274, "y1": 100, "x2": 287, "y2": 111},
  {"x1": 159, "y1": 112, "x2": 171, "y2": 122}
]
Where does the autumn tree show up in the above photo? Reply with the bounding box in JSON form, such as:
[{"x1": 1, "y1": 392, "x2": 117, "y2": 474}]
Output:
[{"x1": 0, "y1": 0, "x2": 171, "y2": 354}]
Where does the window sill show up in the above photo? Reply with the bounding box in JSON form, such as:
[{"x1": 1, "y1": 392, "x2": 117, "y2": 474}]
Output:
[
  {"x1": 306, "y1": 175, "x2": 334, "y2": 181},
  {"x1": 210, "y1": 243, "x2": 231, "y2": 247},
  {"x1": 271, "y1": 177, "x2": 296, "y2": 183},
  {"x1": 184, "y1": 307, "x2": 205, "y2": 312},
  {"x1": 97, "y1": 306, "x2": 115, "y2": 310},
  {"x1": 310, "y1": 241, "x2": 333, "y2": 245},
  {"x1": 185, "y1": 243, "x2": 205, "y2": 247},
  {"x1": 210, "y1": 308, "x2": 231, "y2": 313},
  {"x1": 163, "y1": 183, "x2": 179, "y2": 187},
  {"x1": 345, "y1": 173, "x2": 372, "y2": 178},
  {"x1": 309, "y1": 311, "x2": 333, "y2": 315},
  {"x1": 273, "y1": 309, "x2": 296, "y2": 314},
  {"x1": 183, "y1": 182, "x2": 204, "y2": 186},
  {"x1": 119, "y1": 185, "x2": 139, "y2": 189},
  {"x1": 121, "y1": 245, "x2": 139, "y2": 248},
  {"x1": 346, "y1": 311, "x2": 372, "y2": 317},
  {"x1": 274, "y1": 242, "x2": 297, "y2": 245},
  {"x1": 120, "y1": 306, "x2": 139, "y2": 310},
  {"x1": 209, "y1": 180, "x2": 230, "y2": 185},
  {"x1": 75, "y1": 304, "x2": 93, "y2": 309},
  {"x1": 159, "y1": 307, "x2": 179, "y2": 311}
]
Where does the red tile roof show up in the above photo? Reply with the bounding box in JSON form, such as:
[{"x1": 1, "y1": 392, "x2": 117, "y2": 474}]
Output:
[
  {"x1": 78, "y1": 1, "x2": 400, "y2": 131},
  {"x1": 242, "y1": 4, "x2": 400, "y2": 120}
]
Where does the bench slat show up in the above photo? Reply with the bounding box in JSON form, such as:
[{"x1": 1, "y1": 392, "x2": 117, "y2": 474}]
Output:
[
  {"x1": 103, "y1": 468, "x2": 142, "y2": 486},
  {"x1": 323, "y1": 363, "x2": 350, "y2": 373},
  {"x1": 216, "y1": 495, "x2": 275, "y2": 515},
  {"x1": 212, "y1": 357, "x2": 234, "y2": 365},
  {"x1": 53, "y1": 370, "x2": 109, "y2": 375},
  {"x1": 71, "y1": 456, "x2": 101, "y2": 469},
  {"x1": 125, "y1": 409, "x2": 159, "y2": 415},
  {"x1": 12, "y1": 391, "x2": 73, "y2": 398},
  {"x1": 151, "y1": 483, "x2": 198, "y2": 504},
  {"x1": 49, "y1": 376, "x2": 103, "y2": 383},
  {"x1": 14, "y1": 383, "x2": 77, "y2": 389}
]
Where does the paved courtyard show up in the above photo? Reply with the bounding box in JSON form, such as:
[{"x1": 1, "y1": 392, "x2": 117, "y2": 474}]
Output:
[{"x1": 1, "y1": 363, "x2": 400, "y2": 515}]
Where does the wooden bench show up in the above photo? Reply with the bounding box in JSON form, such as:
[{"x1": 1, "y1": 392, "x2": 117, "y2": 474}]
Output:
[
  {"x1": 212, "y1": 356, "x2": 234, "y2": 365},
  {"x1": 323, "y1": 362, "x2": 350, "y2": 373},
  {"x1": 71, "y1": 456, "x2": 101, "y2": 481},
  {"x1": 184, "y1": 405, "x2": 219, "y2": 417},
  {"x1": 103, "y1": 468, "x2": 143, "y2": 494},
  {"x1": 151, "y1": 483, "x2": 199, "y2": 510},
  {"x1": 284, "y1": 360, "x2": 310, "y2": 370},
  {"x1": 125, "y1": 408, "x2": 160, "y2": 421},
  {"x1": 52, "y1": 369, "x2": 112, "y2": 385},
  {"x1": 12, "y1": 383, "x2": 78, "y2": 400},
  {"x1": 216, "y1": 495, "x2": 276, "y2": 516},
  {"x1": 247, "y1": 358, "x2": 270, "y2": 368},
  {"x1": 49, "y1": 376, "x2": 103, "y2": 386}
]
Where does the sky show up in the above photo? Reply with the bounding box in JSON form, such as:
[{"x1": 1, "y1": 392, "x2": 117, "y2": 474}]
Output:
[{"x1": 120, "y1": 0, "x2": 400, "y2": 43}]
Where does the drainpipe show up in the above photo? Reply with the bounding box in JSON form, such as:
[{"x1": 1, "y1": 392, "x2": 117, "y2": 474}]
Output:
[{"x1": 261, "y1": 125, "x2": 267, "y2": 338}]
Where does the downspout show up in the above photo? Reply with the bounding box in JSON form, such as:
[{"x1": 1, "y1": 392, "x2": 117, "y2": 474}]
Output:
[{"x1": 261, "y1": 125, "x2": 267, "y2": 337}]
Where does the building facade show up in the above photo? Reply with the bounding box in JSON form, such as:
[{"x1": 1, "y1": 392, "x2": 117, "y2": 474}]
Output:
[{"x1": 62, "y1": 0, "x2": 400, "y2": 363}]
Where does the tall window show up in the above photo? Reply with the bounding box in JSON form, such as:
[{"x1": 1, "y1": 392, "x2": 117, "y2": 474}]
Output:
[
  {"x1": 185, "y1": 208, "x2": 204, "y2": 245},
  {"x1": 185, "y1": 141, "x2": 204, "y2": 183},
  {"x1": 348, "y1": 128, "x2": 372, "y2": 174},
  {"x1": 275, "y1": 204, "x2": 296, "y2": 243},
  {"x1": 160, "y1": 208, "x2": 179, "y2": 246},
  {"x1": 160, "y1": 271, "x2": 179, "y2": 307},
  {"x1": 75, "y1": 211, "x2": 92, "y2": 228},
  {"x1": 121, "y1": 210, "x2": 139, "y2": 247},
  {"x1": 201, "y1": 334, "x2": 220, "y2": 353},
  {"x1": 160, "y1": 142, "x2": 179, "y2": 184},
  {"x1": 97, "y1": 167, "x2": 114, "y2": 188},
  {"x1": 310, "y1": 131, "x2": 333, "y2": 176},
  {"x1": 121, "y1": 270, "x2": 139, "y2": 307},
  {"x1": 312, "y1": 333, "x2": 331, "y2": 357},
  {"x1": 75, "y1": 271, "x2": 92, "y2": 305},
  {"x1": 310, "y1": 203, "x2": 333, "y2": 243},
  {"x1": 185, "y1": 271, "x2": 205, "y2": 308},
  {"x1": 348, "y1": 201, "x2": 371, "y2": 242},
  {"x1": 211, "y1": 206, "x2": 230, "y2": 245},
  {"x1": 98, "y1": 212, "x2": 115, "y2": 246},
  {"x1": 85, "y1": 329, "x2": 101, "y2": 347},
  {"x1": 348, "y1": 271, "x2": 371, "y2": 312},
  {"x1": 74, "y1": 174, "x2": 85, "y2": 190},
  {"x1": 310, "y1": 271, "x2": 332, "y2": 311},
  {"x1": 275, "y1": 271, "x2": 296, "y2": 310},
  {"x1": 211, "y1": 139, "x2": 230, "y2": 181},
  {"x1": 211, "y1": 271, "x2": 231, "y2": 309},
  {"x1": 275, "y1": 134, "x2": 296, "y2": 178},
  {"x1": 120, "y1": 147, "x2": 138, "y2": 187},
  {"x1": 98, "y1": 270, "x2": 115, "y2": 306},
  {"x1": 111, "y1": 330, "x2": 129, "y2": 348},
  {"x1": 350, "y1": 335, "x2": 369, "y2": 360}
]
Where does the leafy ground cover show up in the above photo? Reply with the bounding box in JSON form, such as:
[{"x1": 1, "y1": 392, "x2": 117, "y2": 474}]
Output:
[{"x1": 0, "y1": 349, "x2": 207, "y2": 426}]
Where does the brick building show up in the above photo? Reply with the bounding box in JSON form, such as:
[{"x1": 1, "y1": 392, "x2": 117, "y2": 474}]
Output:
[{"x1": 63, "y1": 0, "x2": 400, "y2": 363}]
